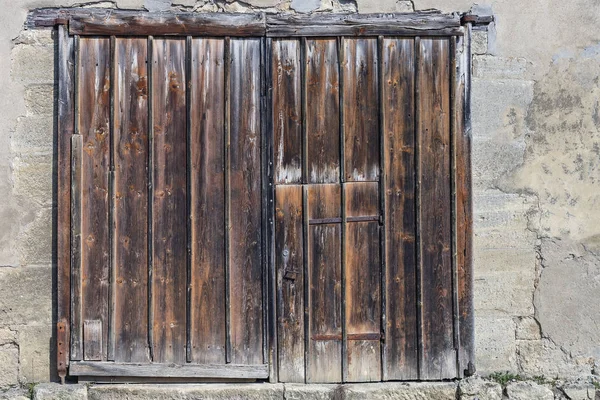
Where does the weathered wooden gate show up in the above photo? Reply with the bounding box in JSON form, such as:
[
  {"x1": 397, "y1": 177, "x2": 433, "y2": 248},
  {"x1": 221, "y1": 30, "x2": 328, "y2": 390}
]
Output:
[{"x1": 48, "y1": 10, "x2": 479, "y2": 383}]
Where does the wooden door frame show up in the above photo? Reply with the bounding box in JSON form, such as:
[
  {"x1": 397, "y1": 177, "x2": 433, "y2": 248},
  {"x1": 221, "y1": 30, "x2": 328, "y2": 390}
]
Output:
[{"x1": 43, "y1": 9, "x2": 488, "y2": 383}]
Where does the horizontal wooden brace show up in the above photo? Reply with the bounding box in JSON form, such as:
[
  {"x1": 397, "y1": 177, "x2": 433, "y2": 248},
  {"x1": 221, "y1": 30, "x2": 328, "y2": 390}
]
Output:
[
  {"x1": 460, "y1": 14, "x2": 494, "y2": 26},
  {"x1": 26, "y1": 8, "x2": 471, "y2": 37},
  {"x1": 311, "y1": 333, "x2": 382, "y2": 341},
  {"x1": 69, "y1": 362, "x2": 270, "y2": 379}
]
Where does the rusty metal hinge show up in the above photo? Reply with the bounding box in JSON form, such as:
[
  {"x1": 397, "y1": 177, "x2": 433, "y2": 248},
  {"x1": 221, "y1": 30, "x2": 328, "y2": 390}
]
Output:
[{"x1": 57, "y1": 321, "x2": 68, "y2": 384}]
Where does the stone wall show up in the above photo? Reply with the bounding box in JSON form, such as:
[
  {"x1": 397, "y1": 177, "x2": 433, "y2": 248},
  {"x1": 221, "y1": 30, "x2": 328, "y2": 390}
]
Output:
[{"x1": 1, "y1": 0, "x2": 599, "y2": 390}]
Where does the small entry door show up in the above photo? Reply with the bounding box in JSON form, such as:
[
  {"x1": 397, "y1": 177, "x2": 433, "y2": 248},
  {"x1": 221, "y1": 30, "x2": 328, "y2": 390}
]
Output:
[{"x1": 272, "y1": 36, "x2": 473, "y2": 383}]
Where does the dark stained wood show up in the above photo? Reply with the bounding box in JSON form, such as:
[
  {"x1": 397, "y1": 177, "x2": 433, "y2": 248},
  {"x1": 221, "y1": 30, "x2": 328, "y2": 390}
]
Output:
[
  {"x1": 67, "y1": 10, "x2": 266, "y2": 36},
  {"x1": 112, "y1": 37, "x2": 150, "y2": 363},
  {"x1": 78, "y1": 37, "x2": 111, "y2": 362},
  {"x1": 382, "y1": 37, "x2": 419, "y2": 380},
  {"x1": 70, "y1": 362, "x2": 269, "y2": 378},
  {"x1": 229, "y1": 38, "x2": 263, "y2": 365},
  {"x1": 275, "y1": 185, "x2": 304, "y2": 382},
  {"x1": 343, "y1": 38, "x2": 379, "y2": 182},
  {"x1": 344, "y1": 182, "x2": 380, "y2": 382},
  {"x1": 71, "y1": 133, "x2": 83, "y2": 361},
  {"x1": 151, "y1": 38, "x2": 187, "y2": 364},
  {"x1": 266, "y1": 13, "x2": 463, "y2": 37},
  {"x1": 84, "y1": 320, "x2": 103, "y2": 361},
  {"x1": 306, "y1": 39, "x2": 340, "y2": 184},
  {"x1": 189, "y1": 38, "x2": 226, "y2": 365},
  {"x1": 417, "y1": 37, "x2": 456, "y2": 379},
  {"x1": 456, "y1": 29, "x2": 475, "y2": 377},
  {"x1": 57, "y1": 24, "x2": 74, "y2": 375},
  {"x1": 272, "y1": 39, "x2": 302, "y2": 184},
  {"x1": 306, "y1": 184, "x2": 342, "y2": 383}
]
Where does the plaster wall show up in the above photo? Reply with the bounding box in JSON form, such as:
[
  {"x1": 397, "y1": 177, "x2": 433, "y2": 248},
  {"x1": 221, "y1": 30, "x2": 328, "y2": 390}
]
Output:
[{"x1": 0, "y1": 0, "x2": 599, "y2": 387}]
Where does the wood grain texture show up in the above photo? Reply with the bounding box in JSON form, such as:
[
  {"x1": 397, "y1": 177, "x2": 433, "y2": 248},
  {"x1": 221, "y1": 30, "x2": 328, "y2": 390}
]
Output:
[
  {"x1": 78, "y1": 37, "x2": 111, "y2": 362},
  {"x1": 112, "y1": 37, "x2": 150, "y2": 363},
  {"x1": 456, "y1": 32, "x2": 475, "y2": 376},
  {"x1": 189, "y1": 38, "x2": 227, "y2": 365},
  {"x1": 71, "y1": 133, "x2": 83, "y2": 361},
  {"x1": 84, "y1": 320, "x2": 103, "y2": 361},
  {"x1": 343, "y1": 39, "x2": 379, "y2": 182},
  {"x1": 151, "y1": 38, "x2": 187, "y2": 364},
  {"x1": 69, "y1": 362, "x2": 269, "y2": 378},
  {"x1": 266, "y1": 13, "x2": 462, "y2": 37},
  {"x1": 272, "y1": 40, "x2": 302, "y2": 184},
  {"x1": 57, "y1": 25, "x2": 73, "y2": 372},
  {"x1": 382, "y1": 37, "x2": 419, "y2": 380},
  {"x1": 229, "y1": 38, "x2": 263, "y2": 365},
  {"x1": 306, "y1": 39, "x2": 340, "y2": 184},
  {"x1": 68, "y1": 11, "x2": 266, "y2": 36},
  {"x1": 275, "y1": 185, "x2": 304, "y2": 382},
  {"x1": 417, "y1": 37, "x2": 456, "y2": 379},
  {"x1": 306, "y1": 184, "x2": 342, "y2": 383},
  {"x1": 344, "y1": 182, "x2": 380, "y2": 382}
]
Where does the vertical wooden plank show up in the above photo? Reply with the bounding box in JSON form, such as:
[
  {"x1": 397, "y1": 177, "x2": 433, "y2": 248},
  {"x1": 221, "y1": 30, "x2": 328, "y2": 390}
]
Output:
[
  {"x1": 151, "y1": 38, "x2": 187, "y2": 364},
  {"x1": 78, "y1": 37, "x2": 111, "y2": 361},
  {"x1": 417, "y1": 37, "x2": 456, "y2": 379},
  {"x1": 71, "y1": 133, "x2": 83, "y2": 361},
  {"x1": 306, "y1": 39, "x2": 340, "y2": 184},
  {"x1": 147, "y1": 35, "x2": 155, "y2": 362},
  {"x1": 343, "y1": 38, "x2": 379, "y2": 182},
  {"x1": 57, "y1": 25, "x2": 74, "y2": 374},
  {"x1": 113, "y1": 37, "x2": 149, "y2": 363},
  {"x1": 224, "y1": 36, "x2": 232, "y2": 364},
  {"x1": 273, "y1": 39, "x2": 302, "y2": 184},
  {"x1": 456, "y1": 28, "x2": 475, "y2": 377},
  {"x1": 307, "y1": 184, "x2": 342, "y2": 383},
  {"x1": 382, "y1": 37, "x2": 419, "y2": 380},
  {"x1": 265, "y1": 37, "x2": 278, "y2": 383},
  {"x1": 345, "y1": 182, "x2": 381, "y2": 382},
  {"x1": 275, "y1": 185, "x2": 304, "y2": 382},
  {"x1": 229, "y1": 38, "x2": 263, "y2": 365},
  {"x1": 189, "y1": 38, "x2": 226, "y2": 365},
  {"x1": 83, "y1": 320, "x2": 103, "y2": 361}
]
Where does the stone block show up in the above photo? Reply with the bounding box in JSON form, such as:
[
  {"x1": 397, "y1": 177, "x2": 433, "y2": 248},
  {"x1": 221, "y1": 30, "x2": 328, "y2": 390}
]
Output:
[
  {"x1": 24, "y1": 84, "x2": 55, "y2": 116},
  {"x1": 13, "y1": 30, "x2": 54, "y2": 46},
  {"x1": 17, "y1": 206, "x2": 53, "y2": 266},
  {"x1": 33, "y1": 383, "x2": 88, "y2": 400},
  {"x1": 284, "y1": 384, "x2": 336, "y2": 400},
  {"x1": 472, "y1": 30, "x2": 488, "y2": 55},
  {"x1": 18, "y1": 324, "x2": 52, "y2": 383},
  {"x1": 341, "y1": 382, "x2": 458, "y2": 400},
  {"x1": 473, "y1": 190, "x2": 538, "y2": 251},
  {"x1": 473, "y1": 56, "x2": 528, "y2": 80},
  {"x1": 562, "y1": 384, "x2": 595, "y2": 400},
  {"x1": 291, "y1": 0, "x2": 321, "y2": 12},
  {"x1": 88, "y1": 384, "x2": 284, "y2": 400},
  {"x1": 0, "y1": 387, "x2": 29, "y2": 400},
  {"x1": 357, "y1": 0, "x2": 413, "y2": 12},
  {"x1": 515, "y1": 317, "x2": 541, "y2": 340},
  {"x1": 471, "y1": 78, "x2": 534, "y2": 140},
  {"x1": 0, "y1": 266, "x2": 52, "y2": 326},
  {"x1": 458, "y1": 376, "x2": 503, "y2": 400},
  {"x1": 116, "y1": 0, "x2": 145, "y2": 8},
  {"x1": 517, "y1": 339, "x2": 593, "y2": 379},
  {"x1": 535, "y1": 239, "x2": 600, "y2": 361},
  {"x1": 0, "y1": 342, "x2": 19, "y2": 388},
  {"x1": 472, "y1": 137, "x2": 526, "y2": 190},
  {"x1": 474, "y1": 316, "x2": 517, "y2": 374},
  {"x1": 474, "y1": 270, "x2": 535, "y2": 316},
  {"x1": 12, "y1": 116, "x2": 54, "y2": 155},
  {"x1": 11, "y1": 43, "x2": 55, "y2": 84},
  {"x1": 12, "y1": 154, "x2": 53, "y2": 207},
  {"x1": 144, "y1": 0, "x2": 172, "y2": 12},
  {"x1": 505, "y1": 381, "x2": 553, "y2": 400}
]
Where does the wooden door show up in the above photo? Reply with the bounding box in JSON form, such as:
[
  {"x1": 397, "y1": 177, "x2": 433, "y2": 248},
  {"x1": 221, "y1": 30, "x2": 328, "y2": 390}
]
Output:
[
  {"x1": 62, "y1": 32, "x2": 269, "y2": 379},
  {"x1": 54, "y1": 11, "x2": 474, "y2": 383},
  {"x1": 272, "y1": 35, "x2": 473, "y2": 382}
]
